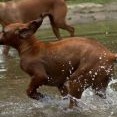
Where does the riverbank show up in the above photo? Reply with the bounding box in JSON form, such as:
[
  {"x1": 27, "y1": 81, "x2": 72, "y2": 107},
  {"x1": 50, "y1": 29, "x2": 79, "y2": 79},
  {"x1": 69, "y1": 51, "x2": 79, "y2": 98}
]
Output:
[{"x1": 68, "y1": 2, "x2": 117, "y2": 24}]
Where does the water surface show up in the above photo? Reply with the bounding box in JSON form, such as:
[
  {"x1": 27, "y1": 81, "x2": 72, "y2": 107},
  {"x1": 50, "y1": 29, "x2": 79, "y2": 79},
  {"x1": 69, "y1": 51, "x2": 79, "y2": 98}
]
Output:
[{"x1": 0, "y1": 24, "x2": 117, "y2": 117}]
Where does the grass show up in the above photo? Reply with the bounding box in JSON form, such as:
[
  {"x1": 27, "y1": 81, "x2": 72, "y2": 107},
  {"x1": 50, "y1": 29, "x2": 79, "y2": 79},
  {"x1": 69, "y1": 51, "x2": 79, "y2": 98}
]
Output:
[
  {"x1": 67, "y1": 0, "x2": 117, "y2": 4},
  {"x1": 36, "y1": 20, "x2": 117, "y2": 53}
]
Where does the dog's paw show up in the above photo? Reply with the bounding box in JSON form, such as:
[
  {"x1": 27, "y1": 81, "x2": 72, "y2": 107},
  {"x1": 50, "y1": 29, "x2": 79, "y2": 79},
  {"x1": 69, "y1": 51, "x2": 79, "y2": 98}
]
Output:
[{"x1": 30, "y1": 92, "x2": 44, "y2": 100}]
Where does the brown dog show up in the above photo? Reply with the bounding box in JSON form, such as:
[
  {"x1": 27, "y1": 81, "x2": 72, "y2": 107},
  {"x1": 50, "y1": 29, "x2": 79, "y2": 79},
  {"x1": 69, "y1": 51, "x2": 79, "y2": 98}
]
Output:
[
  {"x1": 0, "y1": 0, "x2": 74, "y2": 55},
  {"x1": 0, "y1": 18, "x2": 116, "y2": 108}
]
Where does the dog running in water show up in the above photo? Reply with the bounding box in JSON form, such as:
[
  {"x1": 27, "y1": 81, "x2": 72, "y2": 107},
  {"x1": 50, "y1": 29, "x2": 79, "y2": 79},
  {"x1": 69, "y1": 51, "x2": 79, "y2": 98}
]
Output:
[{"x1": 0, "y1": 17, "x2": 116, "y2": 108}]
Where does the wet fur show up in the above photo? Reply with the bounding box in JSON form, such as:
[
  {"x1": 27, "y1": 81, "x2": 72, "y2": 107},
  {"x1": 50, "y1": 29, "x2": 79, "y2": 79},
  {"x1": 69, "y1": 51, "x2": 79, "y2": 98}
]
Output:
[{"x1": 0, "y1": 18, "x2": 116, "y2": 108}]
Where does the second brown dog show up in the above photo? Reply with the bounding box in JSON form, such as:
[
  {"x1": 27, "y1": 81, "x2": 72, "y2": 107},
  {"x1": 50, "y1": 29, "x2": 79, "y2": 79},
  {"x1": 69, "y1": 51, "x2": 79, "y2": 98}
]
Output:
[{"x1": 0, "y1": 0, "x2": 74, "y2": 55}]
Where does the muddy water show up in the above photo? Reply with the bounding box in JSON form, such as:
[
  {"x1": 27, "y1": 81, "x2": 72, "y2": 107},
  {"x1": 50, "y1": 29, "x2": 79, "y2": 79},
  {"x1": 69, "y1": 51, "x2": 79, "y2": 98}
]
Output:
[{"x1": 0, "y1": 43, "x2": 117, "y2": 117}]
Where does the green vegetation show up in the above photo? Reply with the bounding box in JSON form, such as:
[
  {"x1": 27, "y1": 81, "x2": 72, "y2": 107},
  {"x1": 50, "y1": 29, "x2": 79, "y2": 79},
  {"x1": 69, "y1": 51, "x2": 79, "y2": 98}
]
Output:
[
  {"x1": 0, "y1": 0, "x2": 10, "y2": 2},
  {"x1": 67, "y1": 0, "x2": 117, "y2": 4},
  {"x1": 36, "y1": 20, "x2": 117, "y2": 52}
]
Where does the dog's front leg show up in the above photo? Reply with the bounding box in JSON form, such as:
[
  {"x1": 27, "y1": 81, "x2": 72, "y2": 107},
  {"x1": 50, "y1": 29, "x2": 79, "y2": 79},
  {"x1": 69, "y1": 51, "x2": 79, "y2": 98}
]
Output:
[{"x1": 26, "y1": 74, "x2": 47, "y2": 100}]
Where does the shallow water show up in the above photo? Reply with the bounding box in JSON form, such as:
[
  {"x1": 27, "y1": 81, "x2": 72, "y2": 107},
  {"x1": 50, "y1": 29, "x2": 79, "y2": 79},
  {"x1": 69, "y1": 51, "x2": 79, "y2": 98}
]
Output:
[{"x1": 0, "y1": 44, "x2": 117, "y2": 117}]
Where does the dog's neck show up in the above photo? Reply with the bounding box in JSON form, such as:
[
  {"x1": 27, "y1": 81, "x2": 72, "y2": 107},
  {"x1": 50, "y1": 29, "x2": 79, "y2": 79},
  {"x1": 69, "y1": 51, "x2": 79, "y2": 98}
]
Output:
[{"x1": 15, "y1": 36, "x2": 43, "y2": 56}]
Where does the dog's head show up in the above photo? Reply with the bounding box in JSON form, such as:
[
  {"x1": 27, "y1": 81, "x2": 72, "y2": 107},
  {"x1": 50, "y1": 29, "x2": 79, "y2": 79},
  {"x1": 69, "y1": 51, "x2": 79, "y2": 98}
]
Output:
[{"x1": 0, "y1": 17, "x2": 43, "y2": 46}]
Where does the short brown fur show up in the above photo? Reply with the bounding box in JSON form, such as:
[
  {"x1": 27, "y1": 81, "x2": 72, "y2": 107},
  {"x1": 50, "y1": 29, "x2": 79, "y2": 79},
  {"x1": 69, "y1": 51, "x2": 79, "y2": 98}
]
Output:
[
  {"x1": 0, "y1": 18, "x2": 116, "y2": 108},
  {"x1": 0, "y1": 0, "x2": 74, "y2": 55}
]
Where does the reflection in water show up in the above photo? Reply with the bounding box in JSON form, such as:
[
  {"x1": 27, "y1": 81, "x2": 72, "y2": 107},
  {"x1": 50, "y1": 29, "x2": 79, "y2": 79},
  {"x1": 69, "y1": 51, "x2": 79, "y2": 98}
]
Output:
[
  {"x1": 0, "y1": 43, "x2": 117, "y2": 117},
  {"x1": 0, "y1": 46, "x2": 7, "y2": 79}
]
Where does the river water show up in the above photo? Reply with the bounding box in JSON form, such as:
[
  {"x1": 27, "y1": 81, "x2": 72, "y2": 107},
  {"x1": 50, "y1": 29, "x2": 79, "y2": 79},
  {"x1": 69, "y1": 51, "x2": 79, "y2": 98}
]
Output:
[{"x1": 0, "y1": 37, "x2": 117, "y2": 117}]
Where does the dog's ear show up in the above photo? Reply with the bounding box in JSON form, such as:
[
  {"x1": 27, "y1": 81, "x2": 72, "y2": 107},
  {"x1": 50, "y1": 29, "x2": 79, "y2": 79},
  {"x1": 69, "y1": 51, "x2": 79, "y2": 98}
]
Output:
[
  {"x1": 28, "y1": 17, "x2": 43, "y2": 32},
  {"x1": 18, "y1": 28, "x2": 33, "y2": 39},
  {"x1": 18, "y1": 18, "x2": 43, "y2": 39}
]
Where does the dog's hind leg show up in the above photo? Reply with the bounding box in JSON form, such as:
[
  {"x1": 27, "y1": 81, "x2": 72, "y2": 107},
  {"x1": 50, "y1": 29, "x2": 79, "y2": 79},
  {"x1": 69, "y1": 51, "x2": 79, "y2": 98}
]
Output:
[
  {"x1": 48, "y1": 15, "x2": 61, "y2": 39},
  {"x1": 52, "y1": 4, "x2": 75, "y2": 37},
  {"x1": 65, "y1": 66, "x2": 91, "y2": 108},
  {"x1": 92, "y1": 75, "x2": 110, "y2": 99},
  {"x1": 58, "y1": 84, "x2": 68, "y2": 96}
]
